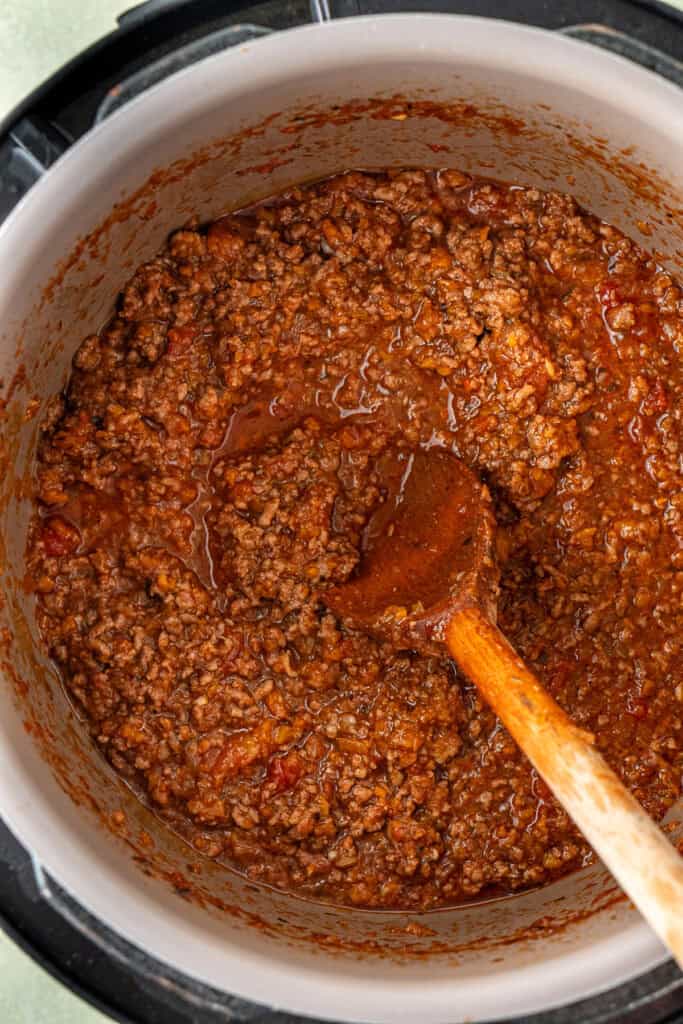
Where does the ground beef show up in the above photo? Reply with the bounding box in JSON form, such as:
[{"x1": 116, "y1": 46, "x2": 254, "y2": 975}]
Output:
[{"x1": 28, "y1": 170, "x2": 682, "y2": 909}]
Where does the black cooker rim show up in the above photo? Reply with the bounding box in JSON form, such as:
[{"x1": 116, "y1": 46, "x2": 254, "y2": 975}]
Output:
[{"x1": 0, "y1": 1, "x2": 682, "y2": 1022}]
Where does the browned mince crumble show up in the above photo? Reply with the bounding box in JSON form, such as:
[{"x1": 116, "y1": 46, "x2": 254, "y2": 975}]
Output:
[{"x1": 27, "y1": 169, "x2": 682, "y2": 909}]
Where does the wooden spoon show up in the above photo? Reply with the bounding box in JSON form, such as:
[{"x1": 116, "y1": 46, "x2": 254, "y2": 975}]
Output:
[{"x1": 325, "y1": 448, "x2": 683, "y2": 966}]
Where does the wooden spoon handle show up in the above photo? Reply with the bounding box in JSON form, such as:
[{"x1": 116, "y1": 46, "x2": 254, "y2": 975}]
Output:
[{"x1": 446, "y1": 605, "x2": 683, "y2": 969}]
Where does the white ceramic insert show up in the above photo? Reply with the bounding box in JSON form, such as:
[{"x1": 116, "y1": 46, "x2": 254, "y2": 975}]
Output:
[{"x1": 0, "y1": 16, "x2": 681, "y2": 1023}]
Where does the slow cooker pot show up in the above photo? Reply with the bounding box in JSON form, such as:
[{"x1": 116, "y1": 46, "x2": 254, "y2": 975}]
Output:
[{"x1": 0, "y1": 10, "x2": 682, "y2": 1024}]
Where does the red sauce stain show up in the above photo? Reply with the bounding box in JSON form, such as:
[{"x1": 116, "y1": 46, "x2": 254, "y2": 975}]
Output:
[
  {"x1": 279, "y1": 96, "x2": 525, "y2": 139},
  {"x1": 4, "y1": 364, "x2": 27, "y2": 406},
  {"x1": 236, "y1": 157, "x2": 294, "y2": 177}
]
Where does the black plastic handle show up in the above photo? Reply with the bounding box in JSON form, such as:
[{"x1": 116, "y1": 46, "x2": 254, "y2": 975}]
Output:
[
  {"x1": 0, "y1": 115, "x2": 72, "y2": 222},
  {"x1": 117, "y1": 0, "x2": 187, "y2": 28},
  {"x1": 560, "y1": 22, "x2": 683, "y2": 86}
]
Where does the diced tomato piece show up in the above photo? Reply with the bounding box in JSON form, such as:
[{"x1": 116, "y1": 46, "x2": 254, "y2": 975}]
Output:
[
  {"x1": 41, "y1": 516, "x2": 80, "y2": 557},
  {"x1": 640, "y1": 379, "x2": 668, "y2": 417},
  {"x1": 627, "y1": 697, "x2": 649, "y2": 720},
  {"x1": 598, "y1": 280, "x2": 622, "y2": 308},
  {"x1": 268, "y1": 751, "x2": 304, "y2": 793},
  {"x1": 165, "y1": 326, "x2": 197, "y2": 357}
]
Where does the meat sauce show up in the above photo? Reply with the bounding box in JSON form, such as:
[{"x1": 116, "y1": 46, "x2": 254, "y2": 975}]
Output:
[{"x1": 28, "y1": 170, "x2": 682, "y2": 909}]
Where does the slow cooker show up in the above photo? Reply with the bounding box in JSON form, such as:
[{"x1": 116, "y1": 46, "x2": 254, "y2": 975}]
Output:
[{"x1": 0, "y1": 2, "x2": 681, "y2": 1022}]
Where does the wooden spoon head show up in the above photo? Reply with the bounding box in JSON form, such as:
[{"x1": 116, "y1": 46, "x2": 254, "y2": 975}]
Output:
[{"x1": 325, "y1": 449, "x2": 499, "y2": 655}]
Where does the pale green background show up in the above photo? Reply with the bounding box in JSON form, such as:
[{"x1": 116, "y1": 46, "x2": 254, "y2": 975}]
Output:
[
  {"x1": 0, "y1": 1, "x2": 124, "y2": 119},
  {"x1": 1, "y1": 0, "x2": 683, "y2": 1021},
  {"x1": 0, "y1": 927, "x2": 110, "y2": 1024}
]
